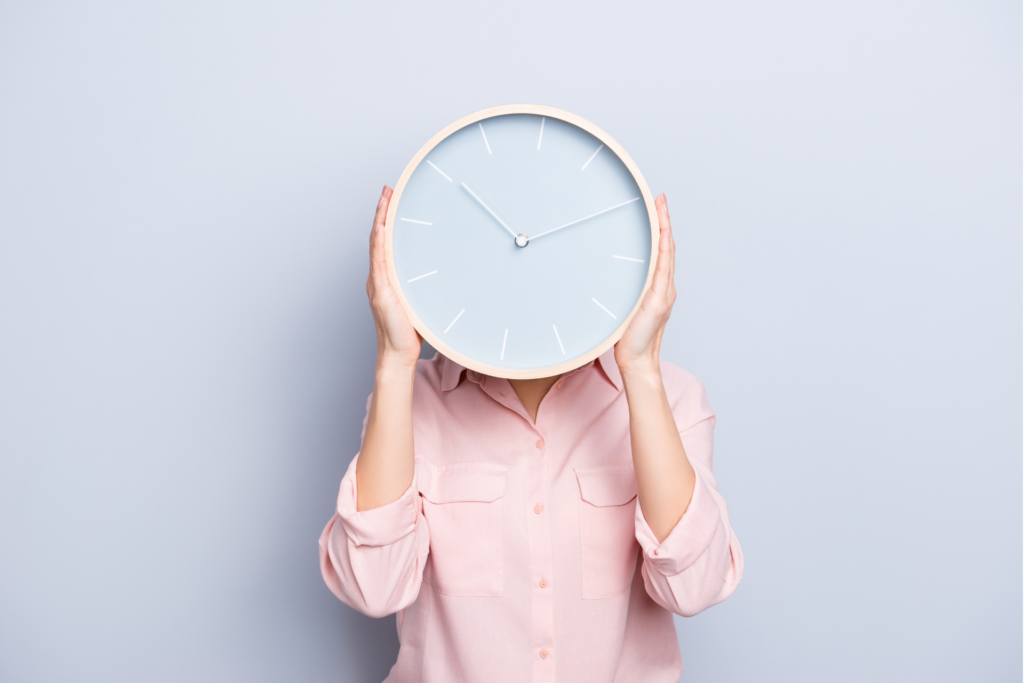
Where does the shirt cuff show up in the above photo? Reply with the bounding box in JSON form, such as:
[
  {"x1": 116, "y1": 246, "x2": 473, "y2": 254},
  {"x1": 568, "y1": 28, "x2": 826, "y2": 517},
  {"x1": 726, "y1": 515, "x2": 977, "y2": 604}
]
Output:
[
  {"x1": 336, "y1": 456, "x2": 420, "y2": 548},
  {"x1": 635, "y1": 468, "x2": 722, "y2": 577}
]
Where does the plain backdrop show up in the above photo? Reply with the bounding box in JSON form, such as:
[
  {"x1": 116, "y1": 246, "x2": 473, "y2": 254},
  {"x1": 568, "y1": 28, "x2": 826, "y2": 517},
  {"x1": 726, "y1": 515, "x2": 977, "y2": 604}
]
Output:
[{"x1": 0, "y1": 1, "x2": 1020, "y2": 681}]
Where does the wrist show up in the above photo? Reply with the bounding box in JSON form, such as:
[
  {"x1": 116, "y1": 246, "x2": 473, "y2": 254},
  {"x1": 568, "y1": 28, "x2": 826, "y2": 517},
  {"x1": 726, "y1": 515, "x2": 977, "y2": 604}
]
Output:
[
  {"x1": 376, "y1": 351, "x2": 419, "y2": 379},
  {"x1": 618, "y1": 361, "x2": 663, "y2": 390},
  {"x1": 617, "y1": 355, "x2": 661, "y2": 380}
]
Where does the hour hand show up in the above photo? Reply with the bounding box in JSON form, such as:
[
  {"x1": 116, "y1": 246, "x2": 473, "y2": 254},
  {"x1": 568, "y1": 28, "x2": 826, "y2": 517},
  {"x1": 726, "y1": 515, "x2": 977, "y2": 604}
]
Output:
[{"x1": 461, "y1": 182, "x2": 519, "y2": 241}]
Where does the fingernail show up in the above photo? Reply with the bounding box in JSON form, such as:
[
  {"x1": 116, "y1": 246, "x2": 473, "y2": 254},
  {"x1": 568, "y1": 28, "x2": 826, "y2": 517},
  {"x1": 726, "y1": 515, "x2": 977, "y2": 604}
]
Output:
[
  {"x1": 381, "y1": 185, "x2": 388, "y2": 196},
  {"x1": 384, "y1": 186, "x2": 392, "y2": 198}
]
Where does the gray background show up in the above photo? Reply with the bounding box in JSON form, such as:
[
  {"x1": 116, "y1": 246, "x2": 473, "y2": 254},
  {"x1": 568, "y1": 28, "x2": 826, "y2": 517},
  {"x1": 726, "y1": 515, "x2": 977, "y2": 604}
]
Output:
[{"x1": 0, "y1": 1, "x2": 1019, "y2": 681}]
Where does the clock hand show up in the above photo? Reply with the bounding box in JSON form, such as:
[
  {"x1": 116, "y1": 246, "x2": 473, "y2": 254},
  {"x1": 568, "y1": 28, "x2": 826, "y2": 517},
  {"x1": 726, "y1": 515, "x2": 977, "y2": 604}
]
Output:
[
  {"x1": 527, "y1": 196, "x2": 642, "y2": 242},
  {"x1": 461, "y1": 182, "x2": 519, "y2": 241}
]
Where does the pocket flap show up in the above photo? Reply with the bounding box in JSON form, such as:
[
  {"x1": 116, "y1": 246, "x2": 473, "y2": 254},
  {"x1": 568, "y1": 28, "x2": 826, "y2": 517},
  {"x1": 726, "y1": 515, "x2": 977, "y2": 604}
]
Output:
[
  {"x1": 420, "y1": 462, "x2": 508, "y2": 504},
  {"x1": 575, "y1": 467, "x2": 638, "y2": 507}
]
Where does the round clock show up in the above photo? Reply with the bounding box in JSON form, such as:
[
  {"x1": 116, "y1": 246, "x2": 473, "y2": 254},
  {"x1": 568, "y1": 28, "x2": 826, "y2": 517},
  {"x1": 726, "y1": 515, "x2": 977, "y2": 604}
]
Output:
[{"x1": 384, "y1": 104, "x2": 658, "y2": 379}]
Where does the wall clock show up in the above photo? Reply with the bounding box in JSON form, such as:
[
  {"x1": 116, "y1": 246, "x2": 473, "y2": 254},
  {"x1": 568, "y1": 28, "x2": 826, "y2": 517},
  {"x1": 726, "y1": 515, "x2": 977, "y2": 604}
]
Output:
[{"x1": 384, "y1": 104, "x2": 658, "y2": 379}]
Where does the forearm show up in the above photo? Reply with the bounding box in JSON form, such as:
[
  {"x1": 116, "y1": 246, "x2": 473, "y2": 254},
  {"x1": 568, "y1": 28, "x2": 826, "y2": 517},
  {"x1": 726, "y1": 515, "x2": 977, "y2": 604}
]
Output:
[
  {"x1": 621, "y1": 362, "x2": 696, "y2": 543},
  {"x1": 355, "y1": 356, "x2": 417, "y2": 511}
]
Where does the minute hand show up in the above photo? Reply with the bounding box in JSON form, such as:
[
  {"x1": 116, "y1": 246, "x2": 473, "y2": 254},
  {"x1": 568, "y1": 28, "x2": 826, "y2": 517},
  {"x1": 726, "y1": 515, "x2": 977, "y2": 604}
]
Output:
[{"x1": 528, "y1": 197, "x2": 641, "y2": 242}]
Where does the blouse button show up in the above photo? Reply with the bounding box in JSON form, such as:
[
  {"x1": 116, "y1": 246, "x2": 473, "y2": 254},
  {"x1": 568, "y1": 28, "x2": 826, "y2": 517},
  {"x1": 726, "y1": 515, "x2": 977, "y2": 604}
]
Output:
[
  {"x1": 535, "y1": 439, "x2": 545, "y2": 449},
  {"x1": 539, "y1": 577, "x2": 549, "y2": 588},
  {"x1": 539, "y1": 648, "x2": 549, "y2": 659},
  {"x1": 556, "y1": 381, "x2": 563, "y2": 390},
  {"x1": 533, "y1": 504, "x2": 544, "y2": 514},
  {"x1": 653, "y1": 549, "x2": 660, "y2": 556}
]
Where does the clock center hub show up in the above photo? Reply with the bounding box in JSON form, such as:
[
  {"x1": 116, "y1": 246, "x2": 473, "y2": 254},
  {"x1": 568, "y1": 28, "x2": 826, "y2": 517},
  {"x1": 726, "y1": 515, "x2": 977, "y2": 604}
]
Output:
[{"x1": 515, "y1": 234, "x2": 529, "y2": 248}]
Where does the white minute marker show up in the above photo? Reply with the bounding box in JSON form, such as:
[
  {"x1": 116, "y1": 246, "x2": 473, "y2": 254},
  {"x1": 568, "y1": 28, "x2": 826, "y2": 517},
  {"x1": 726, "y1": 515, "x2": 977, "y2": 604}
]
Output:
[
  {"x1": 552, "y1": 324, "x2": 565, "y2": 355},
  {"x1": 478, "y1": 122, "x2": 492, "y2": 155},
  {"x1": 444, "y1": 309, "x2": 465, "y2": 334},
  {"x1": 406, "y1": 270, "x2": 438, "y2": 283},
  {"x1": 580, "y1": 144, "x2": 603, "y2": 170},
  {"x1": 591, "y1": 298, "x2": 617, "y2": 320},
  {"x1": 425, "y1": 160, "x2": 453, "y2": 182}
]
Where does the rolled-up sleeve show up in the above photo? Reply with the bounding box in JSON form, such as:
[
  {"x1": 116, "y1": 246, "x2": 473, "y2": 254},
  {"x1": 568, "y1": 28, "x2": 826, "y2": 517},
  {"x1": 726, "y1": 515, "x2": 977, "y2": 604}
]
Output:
[
  {"x1": 318, "y1": 455, "x2": 430, "y2": 618},
  {"x1": 634, "y1": 380, "x2": 744, "y2": 617}
]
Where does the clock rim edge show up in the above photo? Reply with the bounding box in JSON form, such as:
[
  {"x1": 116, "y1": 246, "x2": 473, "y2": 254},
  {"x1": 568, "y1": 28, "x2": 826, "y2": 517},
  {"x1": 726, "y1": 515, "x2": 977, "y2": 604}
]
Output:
[{"x1": 384, "y1": 103, "x2": 660, "y2": 380}]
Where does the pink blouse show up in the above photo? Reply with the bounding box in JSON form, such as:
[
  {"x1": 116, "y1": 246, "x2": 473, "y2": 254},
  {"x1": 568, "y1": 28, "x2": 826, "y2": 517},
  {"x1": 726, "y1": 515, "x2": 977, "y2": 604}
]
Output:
[{"x1": 319, "y1": 349, "x2": 743, "y2": 682}]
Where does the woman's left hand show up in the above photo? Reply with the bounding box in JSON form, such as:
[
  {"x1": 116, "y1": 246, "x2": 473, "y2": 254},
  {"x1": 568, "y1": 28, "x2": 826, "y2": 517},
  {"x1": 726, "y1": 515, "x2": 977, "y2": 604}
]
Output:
[
  {"x1": 614, "y1": 194, "x2": 675, "y2": 376},
  {"x1": 615, "y1": 194, "x2": 692, "y2": 543}
]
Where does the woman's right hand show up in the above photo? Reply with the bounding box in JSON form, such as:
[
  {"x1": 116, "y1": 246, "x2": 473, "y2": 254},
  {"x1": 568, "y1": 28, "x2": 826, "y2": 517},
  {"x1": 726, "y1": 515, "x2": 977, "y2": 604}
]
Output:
[
  {"x1": 367, "y1": 185, "x2": 422, "y2": 369},
  {"x1": 357, "y1": 186, "x2": 420, "y2": 510}
]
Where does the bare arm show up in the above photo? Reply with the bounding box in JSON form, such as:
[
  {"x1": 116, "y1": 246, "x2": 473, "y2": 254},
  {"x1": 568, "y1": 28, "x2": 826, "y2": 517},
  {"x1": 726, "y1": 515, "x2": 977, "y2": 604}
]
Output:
[
  {"x1": 356, "y1": 186, "x2": 423, "y2": 512},
  {"x1": 615, "y1": 195, "x2": 695, "y2": 543}
]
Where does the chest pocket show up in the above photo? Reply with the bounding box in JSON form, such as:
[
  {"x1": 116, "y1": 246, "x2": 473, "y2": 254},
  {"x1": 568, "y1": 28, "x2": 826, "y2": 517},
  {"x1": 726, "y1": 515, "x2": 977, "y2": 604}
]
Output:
[
  {"x1": 420, "y1": 461, "x2": 507, "y2": 597},
  {"x1": 575, "y1": 466, "x2": 640, "y2": 599}
]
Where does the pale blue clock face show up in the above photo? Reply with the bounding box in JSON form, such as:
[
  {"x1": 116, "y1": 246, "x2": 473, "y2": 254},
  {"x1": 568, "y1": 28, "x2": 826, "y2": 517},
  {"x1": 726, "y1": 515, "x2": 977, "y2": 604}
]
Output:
[{"x1": 392, "y1": 113, "x2": 652, "y2": 374}]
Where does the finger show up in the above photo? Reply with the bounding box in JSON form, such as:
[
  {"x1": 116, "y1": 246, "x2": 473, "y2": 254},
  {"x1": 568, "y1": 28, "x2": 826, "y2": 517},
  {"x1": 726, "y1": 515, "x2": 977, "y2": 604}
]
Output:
[
  {"x1": 368, "y1": 185, "x2": 394, "y2": 283},
  {"x1": 370, "y1": 218, "x2": 390, "y2": 293},
  {"x1": 372, "y1": 185, "x2": 391, "y2": 228},
  {"x1": 642, "y1": 227, "x2": 669, "y2": 308},
  {"x1": 655, "y1": 193, "x2": 672, "y2": 233},
  {"x1": 370, "y1": 185, "x2": 390, "y2": 247},
  {"x1": 661, "y1": 195, "x2": 676, "y2": 294},
  {"x1": 652, "y1": 196, "x2": 672, "y2": 296}
]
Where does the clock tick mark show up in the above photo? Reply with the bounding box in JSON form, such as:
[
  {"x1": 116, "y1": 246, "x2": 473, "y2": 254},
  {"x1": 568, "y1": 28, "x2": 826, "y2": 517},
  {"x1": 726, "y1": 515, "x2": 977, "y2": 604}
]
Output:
[
  {"x1": 591, "y1": 298, "x2": 617, "y2": 320},
  {"x1": 445, "y1": 309, "x2": 466, "y2": 334},
  {"x1": 537, "y1": 117, "x2": 545, "y2": 150},
  {"x1": 401, "y1": 218, "x2": 433, "y2": 226},
  {"x1": 478, "y1": 123, "x2": 492, "y2": 155},
  {"x1": 501, "y1": 328, "x2": 508, "y2": 360},
  {"x1": 612, "y1": 255, "x2": 645, "y2": 263},
  {"x1": 581, "y1": 144, "x2": 604, "y2": 170},
  {"x1": 552, "y1": 324, "x2": 565, "y2": 355},
  {"x1": 425, "y1": 160, "x2": 453, "y2": 182},
  {"x1": 406, "y1": 270, "x2": 438, "y2": 283}
]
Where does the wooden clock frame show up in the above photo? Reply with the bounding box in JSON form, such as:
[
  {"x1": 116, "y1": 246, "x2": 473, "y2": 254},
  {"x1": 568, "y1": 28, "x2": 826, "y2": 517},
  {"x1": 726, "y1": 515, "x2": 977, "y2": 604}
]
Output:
[{"x1": 384, "y1": 104, "x2": 660, "y2": 380}]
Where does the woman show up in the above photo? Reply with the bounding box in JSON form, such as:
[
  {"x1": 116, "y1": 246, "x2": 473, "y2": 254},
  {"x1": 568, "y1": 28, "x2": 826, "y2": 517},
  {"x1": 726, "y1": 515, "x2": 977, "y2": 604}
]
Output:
[{"x1": 319, "y1": 186, "x2": 744, "y2": 682}]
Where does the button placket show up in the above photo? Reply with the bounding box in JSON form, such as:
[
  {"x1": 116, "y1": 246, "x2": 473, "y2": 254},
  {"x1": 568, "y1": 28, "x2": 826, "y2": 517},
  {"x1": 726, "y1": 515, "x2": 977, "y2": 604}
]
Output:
[{"x1": 526, "y1": 425, "x2": 555, "y2": 682}]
